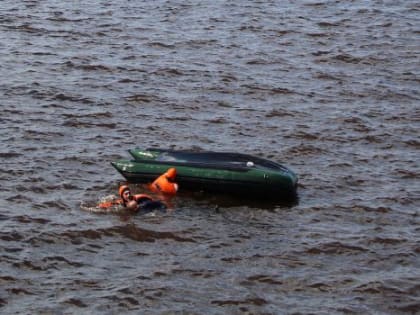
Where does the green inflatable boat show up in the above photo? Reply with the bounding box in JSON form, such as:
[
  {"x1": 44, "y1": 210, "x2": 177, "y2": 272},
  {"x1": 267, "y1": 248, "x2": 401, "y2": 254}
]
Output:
[{"x1": 111, "y1": 148, "x2": 298, "y2": 198}]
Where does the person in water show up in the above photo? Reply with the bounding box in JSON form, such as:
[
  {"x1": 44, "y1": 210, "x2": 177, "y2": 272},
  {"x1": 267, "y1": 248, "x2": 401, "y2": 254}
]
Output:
[
  {"x1": 118, "y1": 185, "x2": 164, "y2": 211},
  {"x1": 98, "y1": 168, "x2": 178, "y2": 212}
]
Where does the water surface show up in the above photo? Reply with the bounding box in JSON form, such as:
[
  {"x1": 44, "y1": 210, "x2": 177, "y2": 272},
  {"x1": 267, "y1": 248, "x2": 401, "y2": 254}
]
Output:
[{"x1": 1, "y1": 0, "x2": 419, "y2": 314}]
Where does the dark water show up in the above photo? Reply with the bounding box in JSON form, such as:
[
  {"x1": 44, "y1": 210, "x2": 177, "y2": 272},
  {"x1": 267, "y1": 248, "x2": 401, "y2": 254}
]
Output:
[{"x1": 1, "y1": 0, "x2": 419, "y2": 314}]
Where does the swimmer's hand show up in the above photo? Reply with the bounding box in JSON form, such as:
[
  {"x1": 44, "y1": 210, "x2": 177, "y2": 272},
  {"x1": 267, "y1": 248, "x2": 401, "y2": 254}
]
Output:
[{"x1": 126, "y1": 200, "x2": 138, "y2": 211}]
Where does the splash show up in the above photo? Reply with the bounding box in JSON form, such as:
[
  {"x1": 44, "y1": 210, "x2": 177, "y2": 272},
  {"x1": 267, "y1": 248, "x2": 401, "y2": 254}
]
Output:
[{"x1": 80, "y1": 195, "x2": 122, "y2": 214}]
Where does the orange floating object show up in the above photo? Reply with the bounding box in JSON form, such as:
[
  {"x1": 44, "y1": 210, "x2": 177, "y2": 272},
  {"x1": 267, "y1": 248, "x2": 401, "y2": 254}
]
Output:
[{"x1": 150, "y1": 168, "x2": 178, "y2": 195}]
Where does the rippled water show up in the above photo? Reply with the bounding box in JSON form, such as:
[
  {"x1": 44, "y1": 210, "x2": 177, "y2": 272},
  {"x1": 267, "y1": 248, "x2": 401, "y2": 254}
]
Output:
[{"x1": 1, "y1": 0, "x2": 419, "y2": 314}]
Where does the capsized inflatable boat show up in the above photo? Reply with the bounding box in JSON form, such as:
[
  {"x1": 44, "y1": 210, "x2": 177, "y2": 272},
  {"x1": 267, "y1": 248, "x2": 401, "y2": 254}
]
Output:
[{"x1": 111, "y1": 148, "x2": 298, "y2": 198}]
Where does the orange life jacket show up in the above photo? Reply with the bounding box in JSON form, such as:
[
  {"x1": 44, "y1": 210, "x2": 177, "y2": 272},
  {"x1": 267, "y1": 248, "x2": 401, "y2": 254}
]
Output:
[
  {"x1": 98, "y1": 198, "x2": 123, "y2": 209},
  {"x1": 149, "y1": 168, "x2": 178, "y2": 195}
]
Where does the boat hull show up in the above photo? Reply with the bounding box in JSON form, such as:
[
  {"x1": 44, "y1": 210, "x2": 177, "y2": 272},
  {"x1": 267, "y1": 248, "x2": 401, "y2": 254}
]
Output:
[{"x1": 112, "y1": 148, "x2": 298, "y2": 199}]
